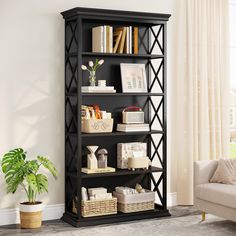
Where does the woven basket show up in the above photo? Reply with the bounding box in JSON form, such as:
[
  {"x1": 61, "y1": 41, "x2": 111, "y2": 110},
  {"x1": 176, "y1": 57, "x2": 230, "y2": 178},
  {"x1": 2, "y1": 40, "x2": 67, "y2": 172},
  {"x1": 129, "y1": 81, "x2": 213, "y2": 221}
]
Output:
[
  {"x1": 117, "y1": 201, "x2": 154, "y2": 213},
  {"x1": 113, "y1": 190, "x2": 155, "y2": 213},
  {"x1": 81, "y1": 119, "x2": 113, "y2": 133},
  {"x1": 73, "y1": 197, "x2": 117, "y2": 217}
]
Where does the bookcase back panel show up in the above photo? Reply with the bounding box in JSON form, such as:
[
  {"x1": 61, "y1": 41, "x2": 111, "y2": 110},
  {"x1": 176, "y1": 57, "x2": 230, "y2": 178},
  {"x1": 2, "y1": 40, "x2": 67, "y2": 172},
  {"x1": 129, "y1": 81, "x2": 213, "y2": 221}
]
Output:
[
  {"x1": 81, "y1": 135, "x2": 148, "y2": 168},
  {"x1": 82, "y1": 174, "x2": 150, "y2": 192},
  {"x1": 81, "y1": 57, "x2": 149, "y2": 92},
  {"x1": 81, "y1": 96, "x2": 150, "y2": 126}
]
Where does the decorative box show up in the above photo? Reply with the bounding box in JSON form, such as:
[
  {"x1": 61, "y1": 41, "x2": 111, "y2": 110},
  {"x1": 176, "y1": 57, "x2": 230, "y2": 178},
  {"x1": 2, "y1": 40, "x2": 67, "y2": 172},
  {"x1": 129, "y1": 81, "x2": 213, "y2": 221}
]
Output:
[
  {"x1": 81, "y1": 118, "x2": 113, "y2": 133},
  {"x1": 122, "y1": 106, "x2": 144, "y2": 124},
  {"x1": 128, "y1": 156, "x2": 150, "y2": 170},
  {"x1": 117, "y1": 142, "x2": 147, "y2": 169},
  {"x1": 113, "y1": 190, "x2": 155, "y2": 213}
]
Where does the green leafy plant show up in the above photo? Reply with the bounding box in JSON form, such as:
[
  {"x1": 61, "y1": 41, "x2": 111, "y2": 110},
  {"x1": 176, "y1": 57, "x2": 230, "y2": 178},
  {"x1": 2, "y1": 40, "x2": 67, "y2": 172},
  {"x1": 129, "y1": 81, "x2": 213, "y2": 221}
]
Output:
[{"x1": 1, "y1": 148, "x2": 58, "y2": 204}]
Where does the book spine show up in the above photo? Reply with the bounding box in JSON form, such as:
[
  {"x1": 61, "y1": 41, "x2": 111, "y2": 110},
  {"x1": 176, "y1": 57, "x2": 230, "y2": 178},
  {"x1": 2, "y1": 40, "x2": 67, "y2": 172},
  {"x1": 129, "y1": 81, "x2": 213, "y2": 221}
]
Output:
[
  {"x1": 113, "y1": 30, "x2": 122, "y2": 53},
  {"x1": 109, "y1": 26, "x2": 113, "y2": 53},
  {"x1": 129, "y1": 26, "x2": 132, "y2": 54},
  {"x1": 133, "y1": 27, "x2": 138, "y2": 54},
  {"x1": 126, "y1": 27, "x2": 129, "y2": 54},
  {"x1": 101, "y1": 26, "x2": 104, "y2": 53},
  {"x1": 92, "y1": 26, "x2": 104, "y2": 53},
  {"x1": 103, "y1": 25, "x2": 106, "y2": 53},
  {"x1": 118, "y1": 27, "x2": 127, "y2": 53},
  {"x1": 106, "y1": 25, "x2": 110, "y2": 53}
]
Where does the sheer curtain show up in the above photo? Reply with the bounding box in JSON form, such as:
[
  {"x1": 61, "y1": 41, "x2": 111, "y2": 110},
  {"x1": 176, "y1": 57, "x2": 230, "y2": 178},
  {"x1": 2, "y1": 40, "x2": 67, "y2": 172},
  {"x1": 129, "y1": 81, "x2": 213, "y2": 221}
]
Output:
[{"x1": 172, "y1": 0, "x2": 230, "y2": 204}]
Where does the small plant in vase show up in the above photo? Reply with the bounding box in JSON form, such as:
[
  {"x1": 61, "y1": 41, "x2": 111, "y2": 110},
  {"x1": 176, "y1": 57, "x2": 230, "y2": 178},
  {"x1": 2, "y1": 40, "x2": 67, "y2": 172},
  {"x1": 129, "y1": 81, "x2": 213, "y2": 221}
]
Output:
[
  {"x1": 0, "y1": 148, "x2": 58, "y2": 229},
  {"x1": 81, "y1": 59, "x2": 104, "y2": 86}
]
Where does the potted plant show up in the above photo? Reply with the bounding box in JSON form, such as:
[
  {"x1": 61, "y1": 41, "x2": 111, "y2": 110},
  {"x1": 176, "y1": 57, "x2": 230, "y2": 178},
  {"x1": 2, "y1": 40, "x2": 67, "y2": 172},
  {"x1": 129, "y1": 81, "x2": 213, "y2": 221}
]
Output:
[{"x1": 0, "y1": 148, "x2": 58, "y2": 229}]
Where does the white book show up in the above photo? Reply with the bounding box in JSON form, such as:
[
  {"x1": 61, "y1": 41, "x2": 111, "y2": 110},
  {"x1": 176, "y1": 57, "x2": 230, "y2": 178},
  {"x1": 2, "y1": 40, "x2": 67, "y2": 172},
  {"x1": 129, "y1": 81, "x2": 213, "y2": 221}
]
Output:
[
  {"x1": 82, "y1": 86, "x2": 115, "y2": 91},
  {"x1": 117, "y1": 123, "x2": 150, "y2": 132},
  {"x1": 103, "y1": 25, "x2": 107, "y2": 53},
  {"x1": 82, "y1": 86, "x2": 116, "y2": 93},
  {"x1": 83, "y1": 90, "x2": 116, "y2": 93},
  {"x1": 109, "y1": 26, "x2": 113, "y2": 53},
  {"x1": 92, "y1": 26, "x2": 104, "y2": 53},
  {"x1": 129, "y1": 26, "x2": 132, "y2": 54},
  {"x1": 126, "y1": 27, "x2": 129, "y2": 54}
]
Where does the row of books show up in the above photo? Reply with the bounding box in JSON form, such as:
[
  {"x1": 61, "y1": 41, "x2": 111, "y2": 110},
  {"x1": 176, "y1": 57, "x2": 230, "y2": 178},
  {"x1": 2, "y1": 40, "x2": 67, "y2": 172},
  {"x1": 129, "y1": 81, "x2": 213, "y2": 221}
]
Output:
[{"x1": 92, "y1": 25, "x2": 138, "y2": 54}]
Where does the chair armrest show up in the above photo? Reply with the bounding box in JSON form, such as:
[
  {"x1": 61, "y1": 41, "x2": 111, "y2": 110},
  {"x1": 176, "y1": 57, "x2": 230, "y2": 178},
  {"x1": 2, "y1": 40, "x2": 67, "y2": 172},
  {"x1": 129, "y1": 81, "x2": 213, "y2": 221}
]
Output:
[{"x1": 194, "y1": 160, "x2": 218, "y2": 186}]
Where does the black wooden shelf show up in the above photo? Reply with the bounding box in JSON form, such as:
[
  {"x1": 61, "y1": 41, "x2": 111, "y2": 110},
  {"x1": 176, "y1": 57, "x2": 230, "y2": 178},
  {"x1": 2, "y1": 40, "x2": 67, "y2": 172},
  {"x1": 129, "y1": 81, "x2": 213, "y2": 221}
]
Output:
[
  {"x1": 66, "y1": 92, "x2": 164, "y2": 96},
  {"x1": 81, "y1": 130, "x2": 164, "y2": 137},
  {"x1": 66, "y1": 52, "x2": 164, "y2": 59},
  {"x1": 62, "y1": 6, "x2": 170, "y2": 228},
  {"x1": 81, "y1": 166, "x2": 163, "y2": 178},
  {"x1": 81, "y1": 93, "x2": 164, "y2": 96},
  {"x1": 66, "y1": 130, "x2": 164, "y2": 137},
  {"x1": 66, "y1": 166, "x2": 163, "y2": 179}
]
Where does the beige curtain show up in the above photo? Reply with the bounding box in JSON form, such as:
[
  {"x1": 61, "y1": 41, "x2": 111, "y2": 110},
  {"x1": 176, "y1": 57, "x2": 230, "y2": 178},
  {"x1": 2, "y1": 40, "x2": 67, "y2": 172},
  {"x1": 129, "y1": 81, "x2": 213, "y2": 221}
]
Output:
[{"x1": 172, "y1": 0, "x2": 230, "y2": 204}]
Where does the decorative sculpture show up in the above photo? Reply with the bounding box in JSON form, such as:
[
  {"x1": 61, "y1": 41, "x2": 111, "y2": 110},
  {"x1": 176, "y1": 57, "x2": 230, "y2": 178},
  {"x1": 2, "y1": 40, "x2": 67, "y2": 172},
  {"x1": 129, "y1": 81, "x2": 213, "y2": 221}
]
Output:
[
  {"x1": 87, "y1": 146, "x2": 98, "y2": 169},
  {"x1": 97, "y1": 149, "x2": 108, "y2": 168}
]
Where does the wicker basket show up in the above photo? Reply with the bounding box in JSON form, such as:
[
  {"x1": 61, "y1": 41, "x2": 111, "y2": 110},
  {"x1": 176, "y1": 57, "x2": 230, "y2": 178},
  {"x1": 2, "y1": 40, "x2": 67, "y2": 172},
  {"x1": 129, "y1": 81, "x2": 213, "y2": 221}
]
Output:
[
  {"x1": 81, "y1": 119, "x2": 113, "y2": 133},
  {"x1": 113, "y1": 190, "x2": 155, "y2": 213},
  {"x1": 73, "y1": 197, "x2": 117, "y2": 217}
]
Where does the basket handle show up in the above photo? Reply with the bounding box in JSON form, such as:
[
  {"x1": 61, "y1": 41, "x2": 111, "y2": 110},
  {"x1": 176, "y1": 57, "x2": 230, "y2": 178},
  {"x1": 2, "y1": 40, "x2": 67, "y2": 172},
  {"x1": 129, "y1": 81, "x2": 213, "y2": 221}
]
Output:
[{"x1": 123, "y1": 106, "x2": 142, "y2": 112}]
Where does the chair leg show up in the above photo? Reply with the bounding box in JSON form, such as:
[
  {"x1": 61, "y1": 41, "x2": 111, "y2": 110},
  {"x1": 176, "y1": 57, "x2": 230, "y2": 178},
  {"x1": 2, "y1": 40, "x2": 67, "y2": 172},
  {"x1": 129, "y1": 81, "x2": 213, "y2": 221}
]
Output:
[{"x1": 201, "y1": 212, "x2": 206, "y2": 221}]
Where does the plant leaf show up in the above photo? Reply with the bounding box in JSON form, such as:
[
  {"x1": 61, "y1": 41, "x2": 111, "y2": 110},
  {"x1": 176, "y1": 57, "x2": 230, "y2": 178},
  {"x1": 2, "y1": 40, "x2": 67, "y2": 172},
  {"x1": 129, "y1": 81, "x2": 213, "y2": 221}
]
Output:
[
  {"x1": 25, "y1": 160, "x2": 40, "y2": 174},
  {"x1": 1, "y1": 148, "x2": 26, "y2": 173},
  {"x1": 5, "y1": 162, "x2": 26, "y2": 193},
  {"x1": 1, "y1": 148, "x2": 27, "y2": 193},
  {"x1": 37, "y1": 156, "x2": 58, "y2": 178},
  {"x1": 27, "y1": 173, "x2": 48, "y2": 194}
]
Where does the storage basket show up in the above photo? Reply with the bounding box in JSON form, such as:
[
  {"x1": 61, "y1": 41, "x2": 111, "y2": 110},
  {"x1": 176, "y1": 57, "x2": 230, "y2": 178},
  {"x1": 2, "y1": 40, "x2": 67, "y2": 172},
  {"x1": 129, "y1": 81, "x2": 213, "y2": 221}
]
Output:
[
  {"x1": 81, "y1": 119, "x2": 113, "y2": 133},
  {"x1": 73, "y1": 197, "x2": 117, "y2": 217},
  {"x1": 113, "y1": 190, "x2": 155, "y2": 213}
]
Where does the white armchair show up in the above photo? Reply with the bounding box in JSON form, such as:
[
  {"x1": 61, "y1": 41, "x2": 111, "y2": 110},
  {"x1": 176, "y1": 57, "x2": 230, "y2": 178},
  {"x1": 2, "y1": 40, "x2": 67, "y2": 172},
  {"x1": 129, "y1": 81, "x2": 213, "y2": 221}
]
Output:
[{"x1": 194, "y1": 160, "x2": 236, "y2": 222}]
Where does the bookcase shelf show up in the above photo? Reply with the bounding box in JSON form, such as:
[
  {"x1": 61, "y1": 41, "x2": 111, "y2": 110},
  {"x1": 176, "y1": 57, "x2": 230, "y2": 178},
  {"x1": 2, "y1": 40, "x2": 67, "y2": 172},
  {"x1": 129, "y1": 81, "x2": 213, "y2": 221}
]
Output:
[
  {"x1": 81, "y1": 130, "x2": 164, "y2": 137},
  {"x1": 61, "y1": 7, "x2": 171, "y2": 228},
  {"x1": 67, "y1": 52, "x2": 164, "y2": 59},
  {"x1": 67, "y1": 166, "x2": 163, "y2": 179},
  {"x1": 81, "y1": 166, "x2": 163, "y2": 178},
  {"x1": 66, "y1": 92, "x2": 164, "y2": 96}
]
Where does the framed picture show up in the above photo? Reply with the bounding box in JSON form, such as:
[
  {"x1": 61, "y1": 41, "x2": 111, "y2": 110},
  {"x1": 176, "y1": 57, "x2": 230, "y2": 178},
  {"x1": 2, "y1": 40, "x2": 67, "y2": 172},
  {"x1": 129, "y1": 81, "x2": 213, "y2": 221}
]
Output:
[{"x1": 120, "y1": 63, "x2": 147, "y2": 93}]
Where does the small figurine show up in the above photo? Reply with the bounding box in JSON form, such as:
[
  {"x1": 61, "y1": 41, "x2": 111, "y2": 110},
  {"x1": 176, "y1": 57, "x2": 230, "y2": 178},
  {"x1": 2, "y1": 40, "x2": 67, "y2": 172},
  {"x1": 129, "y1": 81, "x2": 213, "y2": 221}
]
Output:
[
  {"x1": 87, "y1": 146, "x2": 98, "y2": 169},
  {"x1": 97, "y1": 149, "x2": 108, "y2": 168}
]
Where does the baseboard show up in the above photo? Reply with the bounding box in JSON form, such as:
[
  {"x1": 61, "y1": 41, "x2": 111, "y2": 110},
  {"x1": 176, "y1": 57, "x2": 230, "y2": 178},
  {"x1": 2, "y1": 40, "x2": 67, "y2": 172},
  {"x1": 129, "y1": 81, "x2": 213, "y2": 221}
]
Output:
[
  {"x1": 0, "y1": 204, "x2": 64, "y2": 226},
  {"x1": 167, "y1": 192, "x2": 177, "y2": 207}
]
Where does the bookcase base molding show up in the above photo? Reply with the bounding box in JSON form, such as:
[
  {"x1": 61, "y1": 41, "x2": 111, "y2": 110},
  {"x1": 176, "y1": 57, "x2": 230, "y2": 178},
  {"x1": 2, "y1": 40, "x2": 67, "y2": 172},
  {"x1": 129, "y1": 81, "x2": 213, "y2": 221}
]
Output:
[{"x1": 62, "y1": 208, "x2": 171, "y2": 227}]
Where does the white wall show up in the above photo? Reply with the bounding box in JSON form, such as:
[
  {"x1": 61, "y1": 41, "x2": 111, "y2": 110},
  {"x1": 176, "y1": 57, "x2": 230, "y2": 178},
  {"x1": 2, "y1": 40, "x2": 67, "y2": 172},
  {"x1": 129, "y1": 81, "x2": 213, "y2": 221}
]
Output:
[{"x1": 0, "y1": 0, "x2": 177, "y2": 211}]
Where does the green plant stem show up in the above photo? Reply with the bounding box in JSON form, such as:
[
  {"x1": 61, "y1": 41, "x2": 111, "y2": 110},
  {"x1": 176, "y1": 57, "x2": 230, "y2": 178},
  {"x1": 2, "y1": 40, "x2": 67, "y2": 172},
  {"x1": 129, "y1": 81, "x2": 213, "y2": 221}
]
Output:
[{"x1": 21, "y1": 183, "x2": 29, "y2": 201}]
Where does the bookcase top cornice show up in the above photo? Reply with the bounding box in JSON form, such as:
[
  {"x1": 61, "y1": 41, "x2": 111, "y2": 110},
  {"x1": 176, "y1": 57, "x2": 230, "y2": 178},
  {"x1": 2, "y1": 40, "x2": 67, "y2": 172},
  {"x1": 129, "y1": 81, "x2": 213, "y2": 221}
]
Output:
[{"x1": 61, "y1": 7, "x2": 171, "y2": 23}]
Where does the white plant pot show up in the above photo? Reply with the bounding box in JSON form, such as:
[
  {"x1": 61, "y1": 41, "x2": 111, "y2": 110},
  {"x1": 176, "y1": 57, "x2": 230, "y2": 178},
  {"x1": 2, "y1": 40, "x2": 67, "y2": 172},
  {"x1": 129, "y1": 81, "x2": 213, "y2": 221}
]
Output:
[{"x1": 20, "y1": 202, "x2": 43, "y2": 229}]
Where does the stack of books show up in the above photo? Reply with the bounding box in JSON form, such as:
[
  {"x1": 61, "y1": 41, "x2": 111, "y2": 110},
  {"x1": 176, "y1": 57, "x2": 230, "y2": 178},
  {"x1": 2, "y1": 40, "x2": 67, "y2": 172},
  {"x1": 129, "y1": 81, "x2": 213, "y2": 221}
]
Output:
[
  {"x1": 82, "y1": 86, "x2": 116, "y2": 93},
  {"x1": 117, "y1": 123, "x2": 150, "y2": 132},
  {"x1": 92, "y1": 26, "x2": 139, "y2": 54}
]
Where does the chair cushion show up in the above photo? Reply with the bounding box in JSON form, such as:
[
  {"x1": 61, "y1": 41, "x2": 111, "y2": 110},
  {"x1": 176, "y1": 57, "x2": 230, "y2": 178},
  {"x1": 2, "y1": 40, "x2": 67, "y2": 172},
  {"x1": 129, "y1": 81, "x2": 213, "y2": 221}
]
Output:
[{"x1": 196, "y1": 183, "x2": 236, "y2": 209}]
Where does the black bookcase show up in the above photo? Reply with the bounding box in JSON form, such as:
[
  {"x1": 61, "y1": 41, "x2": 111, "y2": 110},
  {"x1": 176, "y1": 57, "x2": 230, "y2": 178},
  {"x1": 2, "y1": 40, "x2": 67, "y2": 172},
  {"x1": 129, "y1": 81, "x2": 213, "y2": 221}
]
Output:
[{"x1": 61, "y1": 7, "x2": 171, "y2": 227}]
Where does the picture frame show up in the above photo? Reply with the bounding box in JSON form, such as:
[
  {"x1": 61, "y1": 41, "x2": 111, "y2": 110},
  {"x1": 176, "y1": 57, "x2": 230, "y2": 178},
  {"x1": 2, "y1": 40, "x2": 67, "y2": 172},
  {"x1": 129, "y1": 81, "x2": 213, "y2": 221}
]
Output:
[{"x1": 120, "y1": 63, "x2": 147, "y2": 93}]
